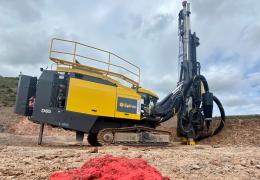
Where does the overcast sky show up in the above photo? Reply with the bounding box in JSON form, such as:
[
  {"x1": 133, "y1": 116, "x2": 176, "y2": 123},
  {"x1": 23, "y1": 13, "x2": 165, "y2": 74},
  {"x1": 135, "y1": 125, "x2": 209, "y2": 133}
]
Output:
[{"x1": 0, "y1": 0, "x2": 259, "y2": 115}]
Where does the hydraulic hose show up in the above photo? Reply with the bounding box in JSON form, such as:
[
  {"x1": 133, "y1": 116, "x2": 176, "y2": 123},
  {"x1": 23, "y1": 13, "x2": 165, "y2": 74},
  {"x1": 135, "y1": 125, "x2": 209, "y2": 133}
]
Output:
[
  {"x1": 196, "y1": 95, "x2": 225, "y2": 141},
  {"x1": 183, "y1": 75, "x2": 209, "y2": 96},
  {"x1": 212, "y1": 96, "x2": 225, "y2": 136},
  {"x1": 178, "y1": 75, "x2": 209, "y2": 135},
  {"x1": 178, "y1": 75, "x2": 225, "y2": 140},
  {"x1": 155, "y1": 75, "x2": 209, "y2": 124},
  {"x1": 155, "y1": 74, "x2": 225, "y2": 140}
]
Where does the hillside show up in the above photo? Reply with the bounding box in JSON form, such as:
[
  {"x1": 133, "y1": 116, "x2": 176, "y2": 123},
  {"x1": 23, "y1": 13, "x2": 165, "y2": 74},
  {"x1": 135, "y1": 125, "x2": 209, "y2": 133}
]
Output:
[{"x1": 0, "y1": 76, "x2": 18, "y2": 107}]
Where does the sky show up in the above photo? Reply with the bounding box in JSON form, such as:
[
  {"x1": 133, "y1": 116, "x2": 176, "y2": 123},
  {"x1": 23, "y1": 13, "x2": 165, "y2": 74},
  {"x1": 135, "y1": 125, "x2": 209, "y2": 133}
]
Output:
[{"x1": 0, "y1": 0, "x2": 259, "y2": 115}]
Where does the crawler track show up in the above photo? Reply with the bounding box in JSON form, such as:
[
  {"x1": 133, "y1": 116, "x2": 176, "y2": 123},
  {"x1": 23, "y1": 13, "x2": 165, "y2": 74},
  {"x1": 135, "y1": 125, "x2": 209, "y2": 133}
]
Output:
[{"x1": 97, "y1": 126, "x2": 171, "y2": 146}]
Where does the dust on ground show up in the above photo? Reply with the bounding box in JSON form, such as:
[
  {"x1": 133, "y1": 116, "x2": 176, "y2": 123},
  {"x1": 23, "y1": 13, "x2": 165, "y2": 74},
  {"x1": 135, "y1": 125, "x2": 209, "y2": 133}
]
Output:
[{"x1": 0, "y1": 107, "x2": 259, "y2": 180}]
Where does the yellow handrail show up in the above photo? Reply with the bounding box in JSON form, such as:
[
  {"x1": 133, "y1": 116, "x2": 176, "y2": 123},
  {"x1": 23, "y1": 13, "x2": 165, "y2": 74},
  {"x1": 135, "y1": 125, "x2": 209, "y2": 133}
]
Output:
[{"x1": 49, "y1": 38, "x2": 140, "y2": 86}]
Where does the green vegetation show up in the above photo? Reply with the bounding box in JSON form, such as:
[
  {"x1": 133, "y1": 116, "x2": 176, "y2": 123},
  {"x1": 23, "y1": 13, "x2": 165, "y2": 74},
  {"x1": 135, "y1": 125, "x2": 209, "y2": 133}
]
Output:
[
  {"x1": 225, "y1": 114, "x2": 260, "y2": 119},
  {"x1": 0, "y1": 76, "x2": 18, "y2": 107}
]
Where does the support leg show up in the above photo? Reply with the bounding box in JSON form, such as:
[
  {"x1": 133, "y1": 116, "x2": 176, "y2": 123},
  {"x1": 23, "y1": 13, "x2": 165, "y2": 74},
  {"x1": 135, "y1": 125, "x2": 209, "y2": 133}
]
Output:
[
  {"x1": 76, "y1": 131, "x2": 84, "y2": 143},
  {"x1": 38, "y1": 123, "x2": 44, "y2": 145}
]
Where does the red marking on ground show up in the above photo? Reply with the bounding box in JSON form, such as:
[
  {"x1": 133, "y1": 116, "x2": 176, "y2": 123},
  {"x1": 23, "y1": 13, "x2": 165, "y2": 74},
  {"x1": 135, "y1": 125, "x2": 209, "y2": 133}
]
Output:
[{"x1": 50, "y1": 155, "x2": 169, "y2": 180}]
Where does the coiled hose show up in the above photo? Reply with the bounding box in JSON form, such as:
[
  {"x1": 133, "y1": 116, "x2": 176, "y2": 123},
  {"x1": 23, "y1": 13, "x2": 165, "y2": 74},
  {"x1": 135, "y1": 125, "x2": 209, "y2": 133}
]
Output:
[{"x1": 179, "y1": 75, "x2": 225, "y2": 140}]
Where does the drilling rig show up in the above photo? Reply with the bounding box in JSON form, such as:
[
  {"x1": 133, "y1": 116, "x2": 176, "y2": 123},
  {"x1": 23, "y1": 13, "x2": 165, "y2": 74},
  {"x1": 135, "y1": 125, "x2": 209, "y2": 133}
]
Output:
[
  {"x1": 152, "y1": 1, "x2": 225, "y2": 143},
  {"x1": 15, "y1": 1, "x2": 225, "y2": 145}
]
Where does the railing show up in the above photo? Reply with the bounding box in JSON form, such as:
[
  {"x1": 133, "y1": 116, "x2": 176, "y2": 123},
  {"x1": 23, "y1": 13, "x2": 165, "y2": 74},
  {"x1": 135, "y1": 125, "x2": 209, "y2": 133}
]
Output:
[{"x1": 49, "y1": 38, "x2": 140, "y2": 86}]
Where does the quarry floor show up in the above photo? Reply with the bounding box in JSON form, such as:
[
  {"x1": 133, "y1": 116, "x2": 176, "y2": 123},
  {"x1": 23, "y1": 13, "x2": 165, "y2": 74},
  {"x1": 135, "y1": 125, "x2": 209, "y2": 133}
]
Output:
[
  {"x1": 0, "y1": 107, "x2": 259, "y2": 180},
  {"x1": 0, "y1": 134, "x2": 259, "y2": 180}
]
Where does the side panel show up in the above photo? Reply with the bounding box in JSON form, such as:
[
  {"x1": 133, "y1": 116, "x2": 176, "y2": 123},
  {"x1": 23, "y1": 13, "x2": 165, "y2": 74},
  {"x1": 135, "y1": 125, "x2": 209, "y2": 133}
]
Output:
[
  {"x1": 66, "y1": 78, "x2": 116, "y2": 117},
  {"x1": 31, "y1": 71, "x2": 97, "y2": 133},
  {"x1": 15, "y1": 75, "x2": 37, "y2": 116},
  {"x1": 115, "y1": 86, "x2": 141, "y2": 120},
  {"x1": 32, "y1": 108, "x2": 97, "y2": 133}
]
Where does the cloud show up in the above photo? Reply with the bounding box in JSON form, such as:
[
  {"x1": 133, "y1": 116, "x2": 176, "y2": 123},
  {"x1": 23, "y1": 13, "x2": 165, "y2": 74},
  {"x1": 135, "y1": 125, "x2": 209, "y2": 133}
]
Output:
[
  {"x1": 142, "y1": 74, "x2": 178, "y2": 97},
  {"x1": 0, "y1": 0, "x2": 259, "y2": 115},
  {"x1": 0, "y1": 0, "x2": 44, "y2": 24},
  {"x1": 0, "y1": 30, "x2": 48, "y2": 65},
  {"x1": 142, "y1": 14, "x2": 174, "y2": 39},
  {"x1": 247, "y1": 72, "x2": 260, "y2": 91}
]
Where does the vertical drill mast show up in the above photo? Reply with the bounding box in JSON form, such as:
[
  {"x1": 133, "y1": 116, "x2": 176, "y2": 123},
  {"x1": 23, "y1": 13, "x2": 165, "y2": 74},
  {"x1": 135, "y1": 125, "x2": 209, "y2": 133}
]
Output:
[{"x1": 178, "y1": 1, "x2": 200, "y2": 84}]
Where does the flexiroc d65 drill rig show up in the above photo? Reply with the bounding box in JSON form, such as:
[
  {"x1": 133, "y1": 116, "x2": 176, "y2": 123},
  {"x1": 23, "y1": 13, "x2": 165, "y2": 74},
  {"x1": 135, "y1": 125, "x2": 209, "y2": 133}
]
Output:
[{"x1": 15, "y1": 1, "x2": 225, "y2": 146}]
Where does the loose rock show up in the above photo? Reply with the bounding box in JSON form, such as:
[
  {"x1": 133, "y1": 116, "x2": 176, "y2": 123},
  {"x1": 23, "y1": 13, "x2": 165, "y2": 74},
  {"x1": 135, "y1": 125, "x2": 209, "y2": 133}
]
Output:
[
  {"x1": 89, "y1": 147, "x2": 98, "y2": 153},
  {"x1": 121, "y1": 147, "x2": 128, "y2": 150},
  {"x1": 191, "y1": 164, "x2": 201, "y2": 170}
]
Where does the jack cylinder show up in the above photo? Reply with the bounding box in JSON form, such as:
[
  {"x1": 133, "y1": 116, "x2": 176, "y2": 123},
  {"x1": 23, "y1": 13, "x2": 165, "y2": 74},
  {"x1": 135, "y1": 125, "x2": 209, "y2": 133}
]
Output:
[{"x1": 202, "y1": 92, "x2": 213, "y2": 120}]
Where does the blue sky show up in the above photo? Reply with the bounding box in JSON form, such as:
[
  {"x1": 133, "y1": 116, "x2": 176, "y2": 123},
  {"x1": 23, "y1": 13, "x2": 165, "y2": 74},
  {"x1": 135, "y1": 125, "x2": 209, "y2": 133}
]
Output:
[{"x1": 0, "y1": 0, "x2": 259, "y2": 115}]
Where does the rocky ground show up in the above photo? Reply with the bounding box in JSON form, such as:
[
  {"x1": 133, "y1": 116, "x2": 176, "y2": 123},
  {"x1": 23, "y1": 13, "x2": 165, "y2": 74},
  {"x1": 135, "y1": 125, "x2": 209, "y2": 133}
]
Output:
[{"x1": 0, "y1": 107, "x2": 259, "y2": 180}]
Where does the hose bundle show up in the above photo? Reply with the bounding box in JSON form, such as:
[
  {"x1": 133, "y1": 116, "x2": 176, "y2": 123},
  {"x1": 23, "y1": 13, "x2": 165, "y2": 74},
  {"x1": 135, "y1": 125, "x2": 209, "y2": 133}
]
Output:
[{"x1": 179, "y1": 75, "x2": 225, "y2": 140}]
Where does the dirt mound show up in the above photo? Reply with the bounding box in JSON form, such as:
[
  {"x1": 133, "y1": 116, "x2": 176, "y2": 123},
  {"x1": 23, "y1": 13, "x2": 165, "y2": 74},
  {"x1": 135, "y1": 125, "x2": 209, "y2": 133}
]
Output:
[
  {"x1": 0, "y1": 107, "x2": 21, "y2": 132},
  {"x1": 49, "y1": 155, "x2": 169, "y2": 180},
  {"x1": 200, "y1": 118, "x2": 260, "y2": 146},
  {"x1": 8, "y1": 117, "x2": 73, "y2": 136},
  {"x1": 160, "y1": 117, "x2": 260, "y2": 146},
  {"x1": 0, "y1": 107, "x2": 73, "y2": 136}
]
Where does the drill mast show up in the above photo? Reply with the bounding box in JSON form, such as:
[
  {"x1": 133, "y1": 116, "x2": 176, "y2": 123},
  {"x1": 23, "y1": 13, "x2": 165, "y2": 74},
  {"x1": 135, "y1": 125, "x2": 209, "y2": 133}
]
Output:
[{"x1": 178, "y1": 1, "x2": 200, "y2": 84}]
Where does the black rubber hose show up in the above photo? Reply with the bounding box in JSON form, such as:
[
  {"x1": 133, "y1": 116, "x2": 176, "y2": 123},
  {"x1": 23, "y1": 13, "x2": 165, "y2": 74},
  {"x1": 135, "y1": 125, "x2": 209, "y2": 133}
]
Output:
[
  {"x1": 159, "y1": 94, "x2": 182, "y2": 123},
  {"x1": 183, "y1": 75, "x2": 209, "y2": 96},
  {"x1": 178, "y1": 75, "x2": 210, "y2": 135},
  {"x1": 195, "y1": 95, "x2": 225, "y2": 141},
  {"x1": 178, "y1": 75, "x2": 225, "y2": 140},
  {"x1": 211, "y1": 95, "x2": 225, "y2": 136}
]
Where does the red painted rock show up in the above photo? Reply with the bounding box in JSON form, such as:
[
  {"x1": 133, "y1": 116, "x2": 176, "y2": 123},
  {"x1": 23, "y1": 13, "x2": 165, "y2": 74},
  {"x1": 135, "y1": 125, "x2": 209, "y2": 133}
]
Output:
[{"x1": 50, "y1": 155, "x2": 169, "y2": 180}]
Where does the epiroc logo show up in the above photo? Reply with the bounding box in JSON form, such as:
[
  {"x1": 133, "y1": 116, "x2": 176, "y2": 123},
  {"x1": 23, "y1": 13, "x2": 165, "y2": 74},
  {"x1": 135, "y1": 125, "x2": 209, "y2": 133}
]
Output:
[
  {"x1": 117, "y1": 97, "x2": 138, "y2": 114},
  {"x1": 119, "y1": 102, "x2": 137, "y2": 109}
]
